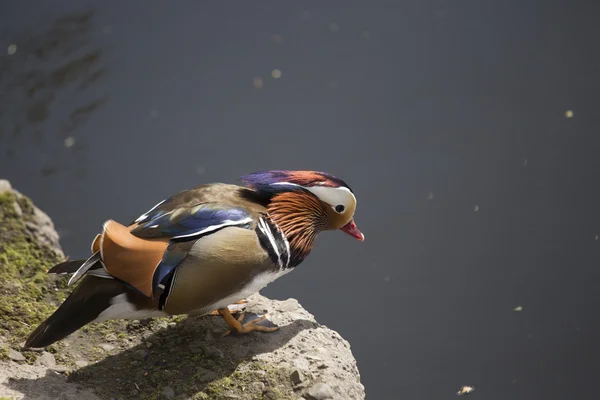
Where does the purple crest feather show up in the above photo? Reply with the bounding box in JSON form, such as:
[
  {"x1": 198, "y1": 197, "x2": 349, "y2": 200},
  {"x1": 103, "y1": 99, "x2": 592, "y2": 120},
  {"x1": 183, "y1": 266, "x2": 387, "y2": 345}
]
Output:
[{"x1": 241, "y1": 170, "x2": 352, "y2": 192}]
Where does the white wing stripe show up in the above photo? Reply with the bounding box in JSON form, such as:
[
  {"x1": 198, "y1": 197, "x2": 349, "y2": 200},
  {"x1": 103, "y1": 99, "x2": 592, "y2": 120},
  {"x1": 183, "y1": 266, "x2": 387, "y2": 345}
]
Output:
[
  {"x1": 134, "y1": 199, "x2": 167, "y2": 223},
  {"x1": 171, "y1": 217, "x2": 254, "y2": 239}
]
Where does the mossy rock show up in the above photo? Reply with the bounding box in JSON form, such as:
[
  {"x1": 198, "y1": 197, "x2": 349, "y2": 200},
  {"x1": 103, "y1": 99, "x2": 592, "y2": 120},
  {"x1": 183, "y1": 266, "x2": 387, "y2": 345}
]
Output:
[{"x1": 0, "y1": 191, "x2": 68, "y2": 353}]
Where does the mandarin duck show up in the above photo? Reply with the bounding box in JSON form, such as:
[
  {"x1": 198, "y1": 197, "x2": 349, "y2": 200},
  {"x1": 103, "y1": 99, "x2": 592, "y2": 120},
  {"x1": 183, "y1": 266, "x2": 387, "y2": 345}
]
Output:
[{"x1": 24, "y1": 170, "x2": 364, "y2": 349}]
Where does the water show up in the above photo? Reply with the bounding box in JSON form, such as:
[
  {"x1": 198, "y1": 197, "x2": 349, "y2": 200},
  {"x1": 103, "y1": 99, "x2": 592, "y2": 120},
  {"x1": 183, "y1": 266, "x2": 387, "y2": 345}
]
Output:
[{"x1": 2, "y1": 2, "x2": 600, "y2": 399}]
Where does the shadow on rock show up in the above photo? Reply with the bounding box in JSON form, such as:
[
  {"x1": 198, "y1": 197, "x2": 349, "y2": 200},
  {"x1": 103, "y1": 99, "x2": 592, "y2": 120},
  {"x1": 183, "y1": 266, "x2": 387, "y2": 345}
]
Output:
[{"x1": 8, "y1": 314, "x2": 319, "y2": 399}]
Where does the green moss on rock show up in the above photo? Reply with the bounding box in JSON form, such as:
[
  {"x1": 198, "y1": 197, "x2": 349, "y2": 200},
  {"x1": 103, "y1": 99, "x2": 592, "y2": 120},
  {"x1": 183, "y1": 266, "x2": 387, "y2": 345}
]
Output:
[{"x1": 0, "y1": 191, "x2": 67, "y2": 352}]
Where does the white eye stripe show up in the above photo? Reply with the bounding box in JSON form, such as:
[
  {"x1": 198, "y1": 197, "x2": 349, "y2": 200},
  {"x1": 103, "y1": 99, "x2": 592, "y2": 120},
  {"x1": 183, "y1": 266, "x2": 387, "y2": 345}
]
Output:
[
  {"x1": 269, "y1": 181, "x2": 356, "y2": 209},
  {"x1": 304, "y1": 185, "x2": 356, "y2": 208}
]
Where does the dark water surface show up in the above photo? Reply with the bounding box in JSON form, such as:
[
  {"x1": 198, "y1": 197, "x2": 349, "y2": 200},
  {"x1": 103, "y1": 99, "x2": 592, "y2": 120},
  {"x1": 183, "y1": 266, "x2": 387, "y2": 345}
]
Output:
[{"x1": 2, "y1": 1, "x2": 600, "y2": 399}]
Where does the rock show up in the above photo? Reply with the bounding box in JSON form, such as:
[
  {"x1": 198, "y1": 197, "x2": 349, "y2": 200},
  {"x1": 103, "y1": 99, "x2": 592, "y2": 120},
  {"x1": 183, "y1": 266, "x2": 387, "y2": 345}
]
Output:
[
  {"x1": 156, "y1": 321, "x2": 169, "y2": 330},
  {"x1": 0, "y1": 180, "x2": 63, "y2": 256},
  {"x1": 161, "y1": 386, "x2": 175, "y2": 399},
  {"x1": 75, "y1": 360, "x2": 89, "y2": 368},
  {"x1": 249, "y1": 381, "x2": 265, "y2": 392},
  {"x1": 278, "y1": 298, "x2": 300, "y2": 312},
  {"x1": 133, "y1": 349, "x2": 148, "y2": 361},
  {"x1": 8, "y1": 349, "x2": 26, "y2": 362},
  {"x1": 51, "y1": 365, "x2": 71, "y2": 373},
  {"x1": 306, "y1": 382, "x2": 336, "y2": 400},
  {"x1": 104, "y1": 333, "x2": 117, "y2": 342},
  {"x1": 0, "y1": 179, "x2": 12, "y2": 193},
  {"x1": 290, "y1": 369, "x2": 305, "y2": 385},
  {"x1": 98, "y1": 344, "x2": 115, "y2": 352},
  {"x1": 35, "y1": 352, "x2": 56, "y2": 368}
]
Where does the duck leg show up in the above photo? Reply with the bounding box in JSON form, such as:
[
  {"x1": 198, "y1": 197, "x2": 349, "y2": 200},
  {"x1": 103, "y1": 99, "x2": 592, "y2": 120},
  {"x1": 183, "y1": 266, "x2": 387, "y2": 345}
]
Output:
[
  {"x1": 206, "y1": 299, "x2": 248, "y2": 316},
  {"x1": 218, "y1": 307, "x2": 279, "y2": 336}
]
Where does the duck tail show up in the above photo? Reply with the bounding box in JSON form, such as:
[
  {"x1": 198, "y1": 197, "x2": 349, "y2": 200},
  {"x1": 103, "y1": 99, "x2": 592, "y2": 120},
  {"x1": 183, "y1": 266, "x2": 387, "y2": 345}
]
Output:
[{"x1": 24, "y1": 276, "x2": 127, "y2": 349}]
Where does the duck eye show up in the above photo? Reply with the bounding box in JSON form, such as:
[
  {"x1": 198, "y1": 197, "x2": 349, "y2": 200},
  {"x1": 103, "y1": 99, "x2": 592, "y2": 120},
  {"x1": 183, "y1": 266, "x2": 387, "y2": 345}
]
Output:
[{"x1": 335, "y1": 204, "x2": 345, "y2": 213}]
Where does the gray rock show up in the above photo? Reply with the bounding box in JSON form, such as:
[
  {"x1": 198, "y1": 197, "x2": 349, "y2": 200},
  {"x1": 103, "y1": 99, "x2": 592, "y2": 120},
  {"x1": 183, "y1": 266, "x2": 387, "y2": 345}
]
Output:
[
  {"x1": 161, "y1": 386, "x2": 175, "y2": 399},
  {"x1": 306, "y1": 382, "x2": 336, "y2": 400},
  {"x1": 35, "y1": 352, "x2": 56, "y2": 367},
  {"x1": 98, "y1": 344, "x2": 115, "y2": 352},
  {"x1": 75, "y1": 360, "x2": 89, "y2": 368},
  {"x1": 0, "y1": 180, "x2": 63, "y2": 256},
  {"x1": 278, "y1": 298, "x2": 300, "y2": 312},
  {"x1": 290, "y1": 369, "x2": 305, "y2": 385},
  {"x1": 156, "y1": 321, "x2": 169, "y2": 330},
  {"x1": 0, "y1": 179, "x2": 12, "y2": 193},
  {"x1": 12, "y1": 200, "x2": 23, "y2": 217},
  {"x1": 249, "y1": 381, "x2": 265, "y2": 392},
  {"x1": 51, "y1": 365, "x2": 71, "y2": 373},
  {"x1": 7, "y1": 348, "x2": 26, "y2": 361},
  {"x1": 104, "y1": 333, "x2": 117, "y2": 342}
]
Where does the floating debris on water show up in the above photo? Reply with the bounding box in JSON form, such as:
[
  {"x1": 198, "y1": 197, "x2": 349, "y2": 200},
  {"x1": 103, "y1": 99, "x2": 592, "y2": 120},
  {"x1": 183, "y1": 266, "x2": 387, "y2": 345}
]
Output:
[
  {"x1": 253, "y1": 77, "x2": 264, "y2": 89},
  {"x1": 271, "y1": 69, "x2": 282, "y2": 79},
  {"x1": 565, "y1": 110, "x2": 574, "y2": 118},
  {"x1": 523, "y1": 158, "x2": 528, "y2": 167},
  {"x1": 457, "y1": 386, "x2": 474, "y2": 396},
  {"x1": 383, "y1": 276, "x2": 390, "y2": 282},
  {"x1": 513, "y1": 306, "x2": 523, "y2": 312},
  {"x1": 7, "y1": 44, "x2": 17, "y2": 55},
  {"x1": 473, "y1": 205, "x2": 479, "y2": 212},
  {"x1": 64, "y1": 137, "x2": 75, "y2": 148},
  {"x1": 427, "y1": 192, "x2": 434, "y2": 200}
]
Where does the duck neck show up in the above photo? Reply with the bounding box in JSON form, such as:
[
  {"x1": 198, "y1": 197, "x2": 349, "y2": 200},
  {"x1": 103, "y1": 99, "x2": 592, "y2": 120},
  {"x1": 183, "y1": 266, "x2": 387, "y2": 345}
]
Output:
[{"x1": 266, "y1": 191, "x2": 328, "y2": 267}]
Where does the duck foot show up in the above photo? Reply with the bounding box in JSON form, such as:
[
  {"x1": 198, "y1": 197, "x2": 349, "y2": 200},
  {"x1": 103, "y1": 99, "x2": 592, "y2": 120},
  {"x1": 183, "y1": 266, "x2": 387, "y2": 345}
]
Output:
[{"x1": 218, "y1": 308, "x2": 279, "y2": 336}]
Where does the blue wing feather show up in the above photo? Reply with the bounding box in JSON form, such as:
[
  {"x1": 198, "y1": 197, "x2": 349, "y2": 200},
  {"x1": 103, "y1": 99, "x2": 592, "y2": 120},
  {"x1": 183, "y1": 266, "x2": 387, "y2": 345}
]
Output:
[
  {"x1": 152, "y1": 241, "x2": 193, "y2": 294},
  {"x1": 131, "y1": 203, "x2": 252, "y2": 239}
]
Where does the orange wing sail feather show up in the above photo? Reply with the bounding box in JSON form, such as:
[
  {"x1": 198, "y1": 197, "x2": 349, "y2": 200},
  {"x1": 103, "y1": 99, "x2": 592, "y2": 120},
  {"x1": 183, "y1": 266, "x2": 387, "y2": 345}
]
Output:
[{"x1": 94, "y1": 220, "x2": 169, "y2": 298}]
